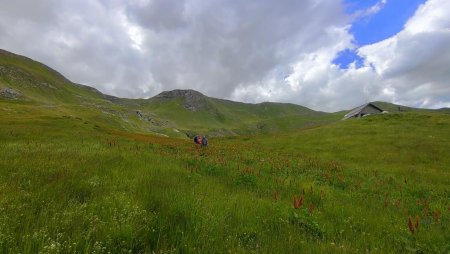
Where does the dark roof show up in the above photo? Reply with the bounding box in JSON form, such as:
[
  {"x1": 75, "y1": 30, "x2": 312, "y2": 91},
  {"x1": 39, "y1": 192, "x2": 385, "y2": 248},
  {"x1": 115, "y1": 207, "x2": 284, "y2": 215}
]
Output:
[{"x1": 343, "y1": 103, "x2": 384, "y2": 119}]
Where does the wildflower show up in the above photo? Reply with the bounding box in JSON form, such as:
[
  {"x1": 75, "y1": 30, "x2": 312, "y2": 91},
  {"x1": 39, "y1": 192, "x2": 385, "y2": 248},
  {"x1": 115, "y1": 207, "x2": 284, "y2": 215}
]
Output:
[
  {"x1": 432, "y1": 210, "x2": 441, "y2": 223},
  {"x1": 293, "y1": 195, "x2": 303, "y2": 209},
  {"x1": 414, "y1": 216, "x2": 420, "y2": 232},
  {"x1": 407, "y1": 217, "x2": 415, "y2": 234},
  {"x1": 308, "y1": 203, "x2": 314, "y2": 214},
  {"x1": 407, "y1": 215, "x2": 420, "y2": 234}
]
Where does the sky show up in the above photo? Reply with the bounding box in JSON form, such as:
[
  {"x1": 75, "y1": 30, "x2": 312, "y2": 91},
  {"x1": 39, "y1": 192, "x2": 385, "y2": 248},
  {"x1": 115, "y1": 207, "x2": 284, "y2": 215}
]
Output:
[{"x1": 0, "y1": 0, "x2": 449, "y2": 112}]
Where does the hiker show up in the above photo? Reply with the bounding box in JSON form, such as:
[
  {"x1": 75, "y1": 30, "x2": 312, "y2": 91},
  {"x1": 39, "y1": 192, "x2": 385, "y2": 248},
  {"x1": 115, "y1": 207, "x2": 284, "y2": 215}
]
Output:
[
  {"x1": 201, "y1": 135, "x2": 208, "y2": 148},
  {"x1": 193, "y1": 135, "x2": 202, "y2": 145},
  {"x1": 193, "y1": 135, "x2": 199, "y2": 144}
]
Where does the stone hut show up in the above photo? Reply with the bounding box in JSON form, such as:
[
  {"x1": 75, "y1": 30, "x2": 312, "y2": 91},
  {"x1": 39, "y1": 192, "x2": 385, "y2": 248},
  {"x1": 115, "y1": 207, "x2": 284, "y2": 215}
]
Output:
[{"x1": 343, "y1": 103, "x2": 385, "y2": 120}]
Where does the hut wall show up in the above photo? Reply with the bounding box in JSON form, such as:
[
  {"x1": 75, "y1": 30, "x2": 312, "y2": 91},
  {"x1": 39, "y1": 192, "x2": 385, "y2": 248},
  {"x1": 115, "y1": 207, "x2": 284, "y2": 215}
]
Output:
[{"x1": 360, "y1": 105, "x2": 382, "y2": 115}]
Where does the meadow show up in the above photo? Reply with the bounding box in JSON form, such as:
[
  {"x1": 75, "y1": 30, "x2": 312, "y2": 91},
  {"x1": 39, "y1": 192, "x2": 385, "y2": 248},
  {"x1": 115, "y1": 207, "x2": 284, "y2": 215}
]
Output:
[{"x1": 1, "y1": 103, "x2": 449, "y2": 253}]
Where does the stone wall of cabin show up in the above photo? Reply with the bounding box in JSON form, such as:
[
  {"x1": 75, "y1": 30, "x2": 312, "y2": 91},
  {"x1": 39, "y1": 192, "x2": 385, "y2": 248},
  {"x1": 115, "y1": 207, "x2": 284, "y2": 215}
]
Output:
[{"x1": 360, "y1": 106, "x2": 382, "y2": 115}]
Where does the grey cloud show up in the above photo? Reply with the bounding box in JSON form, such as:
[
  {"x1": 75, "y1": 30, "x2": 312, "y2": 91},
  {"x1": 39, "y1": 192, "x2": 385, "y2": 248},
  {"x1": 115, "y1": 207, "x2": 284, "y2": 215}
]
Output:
[
  {"x1": 235, "y1": 0, "x2": 450, "y2": 111},
  {"x1": 360, "y1": 30, "x2": 450, "y2": 108},
  {"x1": 382, "y1": 31, "x2": 450, "y2": 84},
  {"x1": 0, "y1": 0, "x2": 151, "y2": 97},
  {"x1": 353, "y1": 0, "x2": 450, "y2": 109},
  {"x1": 127, "y1": 0, "x2": 187, "y2": 31},
  {"x1": 124, "y1": 0, "x2": 348, "y2": 98},
  {"x1": 0, "y1": 0, "x2": 350, "y2": 102},
  {"x1": 0, "y1": 0, "x2": 60, "y2": 24},
  {"x1": 0, "y1": 0, "x2": 448, "y2": 111}
]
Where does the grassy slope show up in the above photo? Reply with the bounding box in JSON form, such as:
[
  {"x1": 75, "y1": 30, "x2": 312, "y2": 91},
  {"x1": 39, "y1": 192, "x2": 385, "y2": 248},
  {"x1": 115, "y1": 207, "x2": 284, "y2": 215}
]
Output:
[
  {"x1": 137, "y1": 96, "x2": 335, "y2": 135},
  {"x1": 1, "y1": 49, "x2": 449, "y2": 253},
  {"x1": 0, "y1": 50, "x2": 105, "y2": 104},
  {"x1": 1, "y1": 99, "x2": 449, "y2": 253},
  {"x1": 1, "y1": 49, "x2": 339, "y2": 137},
  {"x1": 372, "y1": 101, "x2": 430, "y2": 113},
  {"x1": 0, "y1": 50, "x2": 146, "y2": 135}
]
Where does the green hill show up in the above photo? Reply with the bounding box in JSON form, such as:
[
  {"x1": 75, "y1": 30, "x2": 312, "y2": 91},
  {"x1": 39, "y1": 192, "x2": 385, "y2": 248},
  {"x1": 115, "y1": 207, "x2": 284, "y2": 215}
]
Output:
[
  {"x1": 371, "y1": 101, "x2": 430, "y2": 113},
  {"x1": 3, "y1": 49, "x2": 444, "y2": 138},
  {"x1": 139, "y1": 90, "x2": 338, "y2": 136},
  {"x1": 0, "y1": 49, "x2": 339, "y2": 138}
]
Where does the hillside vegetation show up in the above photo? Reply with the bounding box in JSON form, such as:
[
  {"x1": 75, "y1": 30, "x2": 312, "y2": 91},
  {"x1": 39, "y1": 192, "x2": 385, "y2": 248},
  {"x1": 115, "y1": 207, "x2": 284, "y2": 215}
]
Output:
[
  {"x1": 1, "y1": 49, "x2": 449, "y2": 253},
  {"x1": 0, "y1": 49, "x2": 339, "y2": 138}
]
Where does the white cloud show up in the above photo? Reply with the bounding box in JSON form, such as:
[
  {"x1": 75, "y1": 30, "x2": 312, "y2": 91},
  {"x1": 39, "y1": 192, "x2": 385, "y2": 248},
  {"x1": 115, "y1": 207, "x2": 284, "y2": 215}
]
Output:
[
  {"x1": 0, "y1": 0, "x2": 449, "y2": 111},
  {"x1": 119, "y1": 12, "x2": 145, "y2": 52},
  {"x1": 405, "y1": 0, "x2": 450, "y2": 33},
  {"x1": 0, "y1": 0, "x2": 350, "y2": 101},
  {"x1": 235, "y1": 0, "x2": 450, "y2": 111},
  {"x1": 357, "y1": 0, "x2": 450, "y2": 108},
  {"x1": 350, "y1": 0, "x2": 388, "y2": 20},
  {"x1": 362, "y1": 0, "x2": 388, "y2": 17}
]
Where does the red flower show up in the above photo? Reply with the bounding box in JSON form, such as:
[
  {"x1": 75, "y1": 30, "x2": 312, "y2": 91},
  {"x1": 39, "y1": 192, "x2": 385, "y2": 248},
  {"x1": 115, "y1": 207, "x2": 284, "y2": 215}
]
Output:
[
  {"x1": 293, "y1": 195, "x2": 303, "y2": 209},
  {"x1": 407, "y1": 217, "x2": 415, "y2": 234}
]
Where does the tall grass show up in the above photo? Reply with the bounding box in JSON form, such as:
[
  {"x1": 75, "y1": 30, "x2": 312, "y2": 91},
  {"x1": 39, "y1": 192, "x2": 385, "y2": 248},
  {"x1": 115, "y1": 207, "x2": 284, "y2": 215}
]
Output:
[{"x1": 0, "y1": 111, "x2": 449, "y2": 253}]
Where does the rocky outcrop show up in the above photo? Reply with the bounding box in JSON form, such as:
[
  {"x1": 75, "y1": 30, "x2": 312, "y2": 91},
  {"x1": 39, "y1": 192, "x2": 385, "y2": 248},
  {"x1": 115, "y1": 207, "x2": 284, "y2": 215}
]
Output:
[
  {"x1": 0, "y1": 65, "x2": 57, "y2": 89},
  {"x1": 135, "y1": 110, "x2": 170, "y2": 127},
  {"x1": 153, "y1": 89, "x2": 207, "y2": 111},
  {"x1": 0, "y1": 87, "x2": 23, "y2": 100}
]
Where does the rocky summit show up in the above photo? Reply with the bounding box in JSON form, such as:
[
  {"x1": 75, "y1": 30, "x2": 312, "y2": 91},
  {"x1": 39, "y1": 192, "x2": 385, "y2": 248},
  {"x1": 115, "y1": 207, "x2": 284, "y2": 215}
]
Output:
[{"x1": 153, "y1": 89, "x2": 207, "y2": 111}]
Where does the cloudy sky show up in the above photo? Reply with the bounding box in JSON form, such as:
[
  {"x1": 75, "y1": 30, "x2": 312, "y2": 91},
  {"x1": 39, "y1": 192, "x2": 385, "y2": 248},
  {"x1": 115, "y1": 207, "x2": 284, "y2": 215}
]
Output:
[{"x1": 0, "y1": 0, "x2": 449, "y2": 111}]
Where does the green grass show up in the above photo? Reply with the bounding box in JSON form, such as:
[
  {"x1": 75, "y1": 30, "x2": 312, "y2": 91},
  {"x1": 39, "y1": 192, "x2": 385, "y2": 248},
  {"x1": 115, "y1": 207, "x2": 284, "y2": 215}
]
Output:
[
  {"x1": 1, "y1": 49, "x2": 449, "y2": 253},
  {"x1": 1, "y1": 103, "x2": 449, "y2": 253},
  {"x1": 132, "y1": 96, "x2": 337, "y2": 136}
]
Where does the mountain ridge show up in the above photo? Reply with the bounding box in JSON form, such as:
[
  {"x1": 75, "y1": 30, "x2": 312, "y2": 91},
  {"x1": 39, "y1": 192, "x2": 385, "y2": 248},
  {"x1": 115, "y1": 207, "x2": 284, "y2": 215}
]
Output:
[
  {"x1": 0, "y1": 49, "x2": 437, "y2": 113},
  {"x1": 0, "y1": 48, "x2": 442, "y2": 138}
]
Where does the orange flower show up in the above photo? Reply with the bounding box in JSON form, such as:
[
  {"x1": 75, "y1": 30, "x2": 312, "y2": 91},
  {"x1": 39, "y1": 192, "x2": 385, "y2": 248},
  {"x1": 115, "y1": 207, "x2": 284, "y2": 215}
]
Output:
[
  {"x1": 432, "y1": 210, "x2": 441, "y2": 223},
  {"x1": 407, "y1": 216, "x2": 415, "y2": 234},
  {"x1": 407, "y1": 216, "x2": 420, "y2": 234},
  {"x1": 293, "y1": 195, "x2": 303, "y2": 209},
  {"x1": 307, "y1": 203, "x2": 314, "y2": 214},
  {"x1": 298, "y1": 195, "x2": 303, "y2": 207},
  {"x1": 415, "y1": 216, "x2": 420, "y2": 232}
]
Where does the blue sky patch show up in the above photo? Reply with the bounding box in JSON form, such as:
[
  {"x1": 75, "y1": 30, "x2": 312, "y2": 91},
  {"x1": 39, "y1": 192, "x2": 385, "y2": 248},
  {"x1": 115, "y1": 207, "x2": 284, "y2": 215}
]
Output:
[
  {"x1": 347, "y1": 0, "x2": 427, "y2": 46},
  {"x1": 334, "y1": 0, "x2": 427, "y2": 69},
  {"x1": 333, "y1": 49, "x2": 364, "y2": 69}
]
